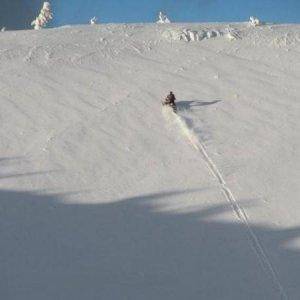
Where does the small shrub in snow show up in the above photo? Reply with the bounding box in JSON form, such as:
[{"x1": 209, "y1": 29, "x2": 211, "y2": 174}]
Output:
[
  {"x1": 90, "y1": 17, "x2": 98, "y2": 25},
  {"x1": 249, "y1": 16, "x2": 262, "y2": 27},
  {"x1": 31, "y1": 2, "x2": 53, "y2": 30},
  {"x1": 157, "y1": 12, "x2": 171, "y2": 24}
]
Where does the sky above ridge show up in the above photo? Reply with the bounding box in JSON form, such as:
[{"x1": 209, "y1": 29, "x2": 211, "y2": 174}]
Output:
[{"x1": 1, "y1": 0, "x2": 300, "y2": 30}]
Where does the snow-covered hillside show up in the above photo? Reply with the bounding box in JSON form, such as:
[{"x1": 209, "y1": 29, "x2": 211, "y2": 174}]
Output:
[{"x1": 0, "y1": 23, "x2": 299, "y2": 299}]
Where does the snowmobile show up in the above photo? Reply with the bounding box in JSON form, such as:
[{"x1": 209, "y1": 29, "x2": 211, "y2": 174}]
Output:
[{"x1": 162, "y1": 92, "x2": 177, "y2": 113}]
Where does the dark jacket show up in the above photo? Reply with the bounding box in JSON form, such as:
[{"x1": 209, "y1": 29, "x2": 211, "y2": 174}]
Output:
[{"x1": 166, "y1": 93, "x2": 176, "y2": 104}]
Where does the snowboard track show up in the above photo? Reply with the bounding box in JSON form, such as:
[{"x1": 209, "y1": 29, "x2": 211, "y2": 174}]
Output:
[{"x1": 173, "y1": 113, "x2": 288, "y2": 299}]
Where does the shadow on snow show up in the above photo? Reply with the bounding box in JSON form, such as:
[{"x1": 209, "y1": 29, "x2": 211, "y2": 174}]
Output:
[
  {"x1": 176, "y1": 100, "x2": 221, "y2": 111},
  {"x1": 0, "y1": 163, "x2": 299, "y2": 300}
]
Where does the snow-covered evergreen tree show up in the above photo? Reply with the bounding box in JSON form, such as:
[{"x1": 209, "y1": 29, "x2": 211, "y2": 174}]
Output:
[
  {"x1": 249, "y1": 16, "x2": 262, "y2": 27},
  {"x1": 157, "y1": 11, "x2": 171, "y2": 24},
  {"x1": 90, "y1": 17, "x2": 98, "y2": 25},
  {"x1": 1, "y1": 27, "x2": 6, "y2": 32},
  {"x1": 31, "y1": 2, "x2": 53, "y2": 30}
]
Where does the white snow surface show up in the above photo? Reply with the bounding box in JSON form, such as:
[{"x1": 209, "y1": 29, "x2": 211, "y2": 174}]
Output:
[{"x1": 0, "y1": 23, "x2": 299, "y2": 299}]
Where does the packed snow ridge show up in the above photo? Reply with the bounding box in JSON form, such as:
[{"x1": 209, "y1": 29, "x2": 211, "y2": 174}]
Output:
[
  {"x1": 162, "y1": 26, "x2": 242, "y2": 42},
  {"x1": 0, "y1": 22, "x2": 299, "y2": 300}
]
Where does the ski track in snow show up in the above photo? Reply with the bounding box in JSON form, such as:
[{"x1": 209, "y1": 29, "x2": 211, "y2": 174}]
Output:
[{"x1": 170, "y1": 110, "x2": 288, "y2": 299}]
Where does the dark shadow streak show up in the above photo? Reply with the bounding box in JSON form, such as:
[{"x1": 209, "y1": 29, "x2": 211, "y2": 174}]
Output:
[
  {"x1": 0, "y1": 170, "x2": 59, "y2": 180},
  {"x1": 0, "y1": 157, "x2": 22, "y2": 162},
  {"x1": 177, "y1": 100, "x2": 221, "y2": 110}
]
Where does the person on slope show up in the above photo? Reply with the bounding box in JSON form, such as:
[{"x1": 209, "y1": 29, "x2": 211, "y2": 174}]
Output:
[
  {"x1": 164, "y1": 91, "x2": 176, "y2": 105},
  {"x1": 163, "y1": 91, "x2": 177, "y2": 113}
]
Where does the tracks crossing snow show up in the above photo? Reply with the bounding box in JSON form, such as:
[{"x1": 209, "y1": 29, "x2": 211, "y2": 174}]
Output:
[{"x1": 171, "y1": 111, "x2": 288, "y2": 299}]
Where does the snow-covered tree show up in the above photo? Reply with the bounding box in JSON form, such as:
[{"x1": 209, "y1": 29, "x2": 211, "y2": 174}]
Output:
[
  {"x1": 1, "y1": 27, "x2": 6, "y2": 32},
  {"x1": 90, "y1": 17, "x2": 98, "y2": 25},
  {"x1": 31, "y1": 2, "x2": 53, "y2": 30},
  {"x1": 157, "y1": 11, "x2": 171, "y2": 24},
  {"x1": 249, "y1": 16, "x2": 262, "y2": 27}
]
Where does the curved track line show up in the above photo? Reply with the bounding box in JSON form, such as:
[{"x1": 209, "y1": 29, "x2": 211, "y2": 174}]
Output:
[{"x1": 173, "y1": 113, "x2": 288, "y2": 299}]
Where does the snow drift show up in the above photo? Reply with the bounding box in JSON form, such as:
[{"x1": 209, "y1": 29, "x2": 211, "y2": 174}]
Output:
[{"x1": 162, "y1": 25, "x2": 244, "y2": 42}]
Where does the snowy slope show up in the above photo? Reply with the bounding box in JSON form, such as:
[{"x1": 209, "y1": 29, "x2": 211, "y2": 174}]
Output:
[{"x1": 0, "y1": 23, "x2": 299, "y2": 299}]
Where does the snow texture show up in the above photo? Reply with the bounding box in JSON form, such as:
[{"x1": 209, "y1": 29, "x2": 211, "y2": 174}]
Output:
[{"x1": 0, "y1": 22, "x2": 299, "y2": 300}]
